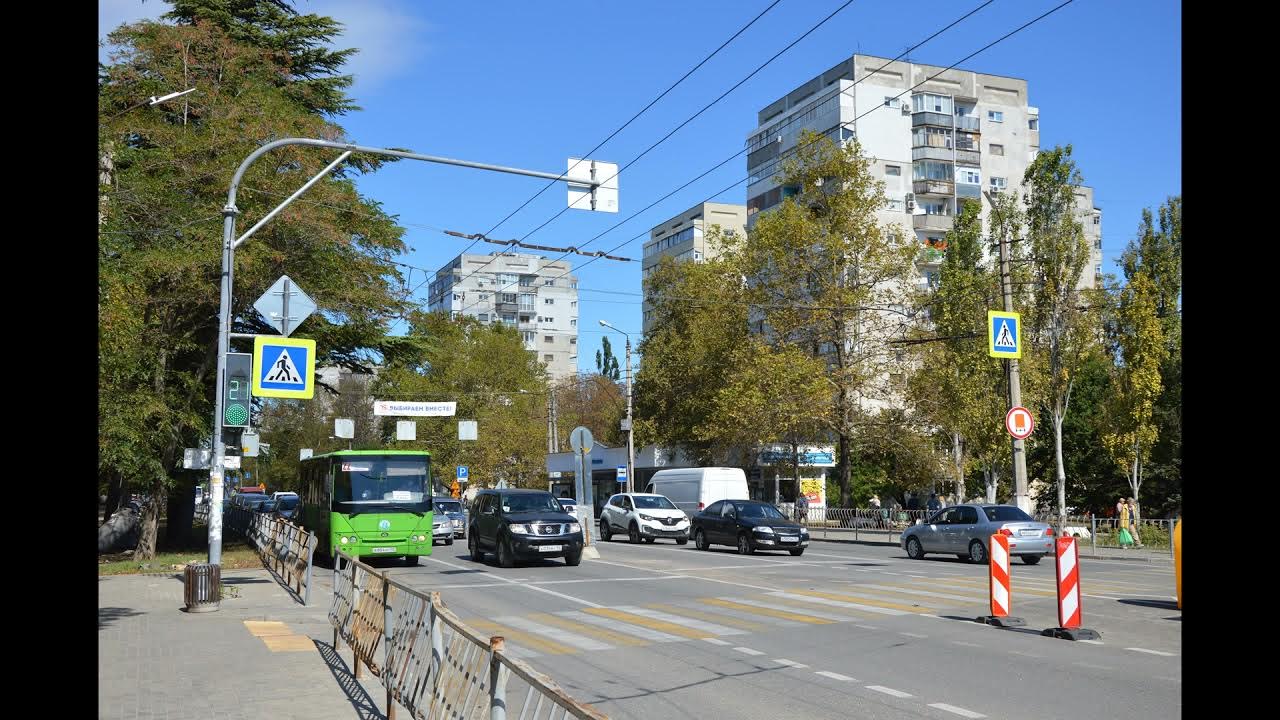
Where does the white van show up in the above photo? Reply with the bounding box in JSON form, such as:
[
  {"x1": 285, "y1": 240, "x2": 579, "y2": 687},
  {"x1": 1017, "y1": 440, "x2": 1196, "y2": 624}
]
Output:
[{"x1": 645, "y1": 467, "x2": 749, "y2": 514}]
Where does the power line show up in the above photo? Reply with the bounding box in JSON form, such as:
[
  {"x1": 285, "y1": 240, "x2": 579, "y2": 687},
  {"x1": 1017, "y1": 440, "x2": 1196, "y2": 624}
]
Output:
[{"x1": 442, "y1": 0, "x2": 860, "y2": 315}]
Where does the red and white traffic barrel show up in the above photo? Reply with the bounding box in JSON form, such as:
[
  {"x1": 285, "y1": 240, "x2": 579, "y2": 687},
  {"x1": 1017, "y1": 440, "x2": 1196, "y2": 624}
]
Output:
[
  {"x1": 1042, "y1": 536, "x2": 1100, "y2": 640},
  {"x1": 975, "y1": 533, "x2": 1024, "y2": 627}
]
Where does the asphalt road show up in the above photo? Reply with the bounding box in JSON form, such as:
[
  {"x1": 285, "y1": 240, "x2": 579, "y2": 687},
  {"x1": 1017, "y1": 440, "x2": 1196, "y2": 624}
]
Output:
[{"x1": 371, "y1": 537, "x2": 1180, "y2": 719}]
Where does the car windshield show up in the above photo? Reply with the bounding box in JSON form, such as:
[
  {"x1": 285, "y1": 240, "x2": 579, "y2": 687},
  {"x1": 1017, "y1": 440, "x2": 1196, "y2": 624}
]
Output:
[
  {"x1": 634, "y1": 496, "x2": 677, "y2": 510},
  {"x1": 277, "y1": 497, "x2": 299, "y2": 510},
  {"x1": 501, "y1": 494, "x2": 564, "y2": 513},
  {"x1": 435, "y1": 501, "x2": 463, "y2": 513},
  {"x1": 737, "y1": 503, "x2": 786, "y2": 519},
  {"x1": 983, "y1": 506, "x2": 1034, "y2": 522}
]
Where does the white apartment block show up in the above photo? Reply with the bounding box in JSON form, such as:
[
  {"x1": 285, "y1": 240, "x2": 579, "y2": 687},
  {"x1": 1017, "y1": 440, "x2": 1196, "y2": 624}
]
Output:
[
  {"x1": 744, "y1": 54, "x2": 1102, "y2": 293},
  {"x1": 641, "y1": 201, "x2": 747, "y2": 334},
  {"x1": 426, "y1": 252, "x2": 580, "y2": 381}
]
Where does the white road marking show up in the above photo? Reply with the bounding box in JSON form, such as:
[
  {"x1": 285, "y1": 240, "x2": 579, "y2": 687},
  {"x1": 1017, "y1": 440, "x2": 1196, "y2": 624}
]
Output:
[
  {"x1": 815, "y1": 671, "x2": 856, "y2": 682},
  {"x1": 702, "y1": 638, "x2": 731, "y2": 646},
  {"x1": 733, "y1": 646, "x2": 765, "y2": 656},
  {"x1": 898, "y1": 632, "x2": 928, "y2": 638},
  {"x1": 554, "y1": 610, "x2": 685, "y2": 643},
  {"x1": 495, "y1": 616, "x2": 613, "y2": 651},
  {"x1": 1009, "y1": 650, "x2": 1043, "y2": 658},
  {"x1": 766, "y1": 591, "x2": 909, "y2": 616},
  {"x1": 1126, "y1": 647, "x2": 1176, "y2": 657},
  {"x1": 949, "y1": 641, "x2": 982, "y2": 648},
  {"x1": 589, "y1": 557, "x2": 779, "y2": 592},
  {"x1": 928, "y1": 702, "x2": 986, "y2": 718},
  {"x1": 866, "y1": 685, "x2": 913, "y2": 698},
  {"x1": 773, "y1": 658, "x2": 809, "y2": 669},
  {"x1": 613, "y1": 605, "x2": 747, "y2": 636},
  {"x1": 424, "y1": 557, "x2": 603, "y2": 608},
  {"x1": 855, "y1": 624, "x2": 879, "y2": 630}
]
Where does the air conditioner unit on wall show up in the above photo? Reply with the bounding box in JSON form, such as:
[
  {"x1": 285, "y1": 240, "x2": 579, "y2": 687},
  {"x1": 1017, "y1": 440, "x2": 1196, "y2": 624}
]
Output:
[
  {"x1": 905, "y1": 193, "x2": 915, "y2": 211},
  {"x1": 901, "y1": 104, "x2": 911, "y2": 115}
]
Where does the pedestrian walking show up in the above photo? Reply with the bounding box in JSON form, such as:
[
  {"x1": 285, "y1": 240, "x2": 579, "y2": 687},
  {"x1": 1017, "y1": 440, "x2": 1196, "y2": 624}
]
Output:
[
  {"x1": 795, "y1": 492, "x2": 809, "y2": 523},
  {"x1": 926, "y1": 493, "x2": 942, "y2": 515},
  {"x1": 1117, "y1": 498, "x2": 1135, "y2": 548}
]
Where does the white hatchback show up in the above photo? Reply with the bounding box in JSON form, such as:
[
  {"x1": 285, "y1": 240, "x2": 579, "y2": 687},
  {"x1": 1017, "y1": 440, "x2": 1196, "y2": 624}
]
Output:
[{"x1": 599, "y1": 493, "x2": 690, "y2": 545}]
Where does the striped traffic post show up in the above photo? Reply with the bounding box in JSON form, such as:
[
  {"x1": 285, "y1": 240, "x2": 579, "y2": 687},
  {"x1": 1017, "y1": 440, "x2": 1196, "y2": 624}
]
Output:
[
  {"x1": 975, "y1": 533, "x2": 1024, "y2": 627},
  {"x1": 1042, "y1": 536, "x2": 1100, "y2": 641}
]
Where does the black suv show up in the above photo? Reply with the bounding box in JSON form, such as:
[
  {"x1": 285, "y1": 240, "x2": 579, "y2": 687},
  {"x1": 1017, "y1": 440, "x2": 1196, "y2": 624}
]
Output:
[{"x1": 468, "y1": 489, "x2": 584, "y2": 567}]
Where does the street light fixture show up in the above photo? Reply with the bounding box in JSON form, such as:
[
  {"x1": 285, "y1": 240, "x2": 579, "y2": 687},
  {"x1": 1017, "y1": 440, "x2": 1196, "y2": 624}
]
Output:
[
  {"x1": 598, "y1": 320, "x2": 634, "y2": 495},
  {"x1": 149, "y1": 87, "x2": 196, "y2": 105}
]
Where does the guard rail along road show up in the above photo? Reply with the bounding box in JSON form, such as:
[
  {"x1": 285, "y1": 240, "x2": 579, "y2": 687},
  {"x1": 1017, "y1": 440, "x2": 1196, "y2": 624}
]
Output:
[
  {"x1": 226, "y1": 506, "x2": 319, "y2": 604},
  {"x1": 330, "y1": 550, "x2": 609, "y2": 720}
]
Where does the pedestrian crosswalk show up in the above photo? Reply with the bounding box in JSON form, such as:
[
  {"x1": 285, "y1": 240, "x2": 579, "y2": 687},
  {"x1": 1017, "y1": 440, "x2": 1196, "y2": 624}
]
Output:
[{"x1": 460, "y1": 581, "x2": 991, "y2": 658}]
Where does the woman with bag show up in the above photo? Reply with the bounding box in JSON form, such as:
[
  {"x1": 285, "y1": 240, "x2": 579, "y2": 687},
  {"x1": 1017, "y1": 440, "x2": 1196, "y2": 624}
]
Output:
[{"x1": 1118, "y1": 498, "x2": 1135, "y2": 548}]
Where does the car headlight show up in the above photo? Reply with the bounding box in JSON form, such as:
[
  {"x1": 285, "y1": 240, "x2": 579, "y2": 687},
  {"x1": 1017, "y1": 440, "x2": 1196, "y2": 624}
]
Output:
[
  {"x1": 755, "y1": 526, "x2": 775, "y2": 533},
  {"x1": 568, "y1": 523, "x2": 581, "y2": 533},
  {"x1": 508, "y1": 524, "x2": 530, "y2": 535},
  {"x1": 639, "y1": 513, "x2": 655, "y2": 521}
]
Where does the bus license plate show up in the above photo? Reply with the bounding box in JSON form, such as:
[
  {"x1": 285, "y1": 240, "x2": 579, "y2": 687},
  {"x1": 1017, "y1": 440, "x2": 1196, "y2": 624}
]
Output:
[
  {"x1": 538, "y1": 545, "x2": 562, "y2": 552},
  {"x1": 372, "y1": 547, "x2": 397, "y2": 553}
]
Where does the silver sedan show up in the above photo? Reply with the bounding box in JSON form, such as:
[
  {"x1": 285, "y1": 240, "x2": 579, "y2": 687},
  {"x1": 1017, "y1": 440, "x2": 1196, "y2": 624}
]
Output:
[{"x1": 901, "y1": 504, "x2": 1055, "y2": 565}]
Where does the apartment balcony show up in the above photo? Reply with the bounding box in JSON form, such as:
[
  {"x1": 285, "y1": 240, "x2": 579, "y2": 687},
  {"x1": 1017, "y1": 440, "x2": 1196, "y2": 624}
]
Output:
[
  {"x1": 494, "y1": 301, "x2": 517, "y2": 313},
  {"x1": 955, "y1": 115, "x2": 980, "y2": 132},
  {"x1": 956, "y1": 182, "x2": 982, "y2": 200},
  {"x1": 913, "y1": 213, "x2": 954, "y2": 232},
  {"x1": 919, "y1": 246, "x2": 947, "y2": 265},
  {"x1": 912, "y1": 111, "x2": 953, "y2": 128},
  {"x1": 912, "y1": 146, "x2": 953, "y2": 163},
  {"x1": 955, "y1": 149, "x2": 981, "y2": 166},
  {"x1": 913, "y1": 179, "x2": 954, "y2": 196}
]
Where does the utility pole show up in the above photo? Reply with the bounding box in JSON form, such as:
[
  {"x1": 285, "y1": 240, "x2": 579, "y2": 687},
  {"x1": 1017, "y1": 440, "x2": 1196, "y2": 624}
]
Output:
[
  {"x1": 987, "y1": 190, "x2": 1031, "y2": 514},
  {"x1": 598, "y1": 321, "x2": 634, "y2": 492}
]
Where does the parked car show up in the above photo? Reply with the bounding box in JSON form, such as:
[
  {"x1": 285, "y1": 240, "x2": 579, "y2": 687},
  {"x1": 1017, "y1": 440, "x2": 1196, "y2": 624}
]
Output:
[
  {"x1": 432, "y1": 512, "x2": 454, "y2": 546},
  {"x1": 645, "y1": 467, "x2": 749, "y2": 514},
  {"x1": 557, "y1": 498, "x2": 578, "y2": 518},
  {"x1": 467, "y1": 489, "x2": 583, "y2": 567},
  {"x1": 273, "y1": 495, "x2": 300, "y2": 521},
  {"x1": 901, "y1": 504, "x2": 1055, "y2": 564},
  {"x1": 599, "y1": 493, "x2": 690, "y2": 544},
  {"x1": 240, "y1": 494, "x2": 272, "y2": 512},
  {"x1": 691, "y1": 500, "x2": 809, "y2": 556},
  {"x1": 433, "y1": 497, "x2": 467, "y2": 539}
]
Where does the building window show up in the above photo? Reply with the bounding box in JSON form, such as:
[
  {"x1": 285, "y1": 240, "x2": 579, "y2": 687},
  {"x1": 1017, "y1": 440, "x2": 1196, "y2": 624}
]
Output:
[
  {"x1": 570, "y1": 319, "x2": 577, "y2": 327},
  {"x1": 498, "y1": 273, "x2": 518, "y2": 287},
  {"x1": 960, "y1": 169, "x2": 980, "y2": 185},
  {"x1": 989, "y1": 144, "x2": 1004, "y2": 156},
  {"x1": 1028, "y1": 118, "x2": 1039, "y2": 130},
  {"x1": 571, "y1": 301, "x2": 577, "y2": 308},
  {"x1": 912, "y1": 161, "x2": 954, "y2": 182},
  {"x1": 544, "y1": 335, "x2": 554, "y2": 343},
  {"x1": 989, "y1": 176, "x2": 1007, "y2": 190},
  {"x1": 544, "y1": 298, "x2": 554, "y2": 305},
  {"x1": 500, "y1": 293, "x2": 516, "y2": 303},
  {"x1": 544, "y1": 354, "x2": 554, "y2": 363},
  {"x1": 912, "y1": 126, "x2": 953, "y2": 149},
  {"x1": 885, "y1": 165, "x2": 901, "y2": 176},
  {"x1": 883, "y1": 96, "x2": 897, "y2": 107},
  {"x1": 478, "y1": 313, "x2": 488, "y2": 322},
  {"x1": 987, "y1": 110, "x2": 1004, "y2": 122},
  {"x1": 479, "y1": 294, "x2": 489, "y2": 301},
  {"x1": 452, "y1": 293, "x2": 460, "y2": 301},
  {"x1": 1093, "y1": 215, "x2": 1100, "y2": 225},
  {"x1": 501, "y1": 314, "x2": 516, "y2": 324},
  {"x1": 544, "y1": 317, "x2": 554, "y2": 324},
  {"x1": 912, "y1": 93, "x2": 952, "y2": 114},
  {"x1": 544, "y1": 279, "x2": 554, "y2": 286},
  {"x1": 522, "y1": 331, "x2": 534, "y2": 343},
  {"x1": 570, "y1": 338, "x2": 577, "y2": 345}
]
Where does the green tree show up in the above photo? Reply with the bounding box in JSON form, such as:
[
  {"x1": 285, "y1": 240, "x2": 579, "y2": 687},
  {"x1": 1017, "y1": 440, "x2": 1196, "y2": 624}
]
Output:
[
  {"x1": 1019, "y1": 146, "x2": 1099, "y2": 520},
  {"x1": 373, "y1": 312, "x2": 549, "y2": 489},
  {"x1": 739, "y1": 131, "x2": 918, "y2": 507},
  {"x1": 595, "y1": 336, "x2": 621, "y2": 381},
  {"x1": 552, "y1": 373, "x2": 626, "y2": 450},
  {"x1": 99, "y1": 2, "x2": 407, "y2": 559}
]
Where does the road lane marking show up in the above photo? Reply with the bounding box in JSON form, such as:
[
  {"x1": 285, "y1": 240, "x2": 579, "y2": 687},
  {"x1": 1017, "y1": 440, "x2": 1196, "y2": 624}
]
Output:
[
  {"x1": 855, "y1": 624, "x2": 879, "y2": 630},
  {"x1": 702, "y1": 638, "x2": 732, "y2": 646},
  {"x1": 928, "y1": 702, "x2": 986, "y2": 718},
  {"x1": 465, "y1": 619, "x2": 573, "y2": 655},
  {"x1": 898, "y1": 632, "x2": 928, "y2": 639},
  {"x1": 773, "y1": 658, "x2": 809, "y2": 669},
  {"x1": 815, "y1": 671, "x2": 856, "y2": 682},
  {"x1": 649, "y1": 602, "x2": 775, "y2": 631},
  {"x1": 1126, "y1": 647, "x2": 1176, "y2": 656},
  {"x1": 949, "y1": 641, "x2": 982, "y2": 648},
  {"x1": 853, "y1": 583, "x2": 985, "y2": 603},
  {"x1": 611, "y1": 605, "x2": 747, "y2": 636},
  {"x1": 782, "y1": 589, "x2": 927, "y2": 613},
  {"x1": 733, "y1": 646, "x2": 765, "y2": 656},
  {"x1": 704, "y1": 597, "x2": 837, "y2": 624},
  {"x1": 588, "y1": 557, "x2": 779, "y2": 592},
  {"x1": 582, "y1": 607, "x2": 713, "y2": 639},
  {"x1": 554, "y1": 610, "x2": 686, "y2": 643},
  {"x1": 866, "y1": 685, "x2": 913, "y2": 698},
  {"x1": 767, "y1": 591, "x2": 909, "y2": 616},
  {"x1": 494, "y1": 615, "x2": 615, "y2": 651},
  {"x1": 425, "y1": 556, "x2": 603, "y2": 607},
  {"x1": 1009, "y1": 650, "x2": 1043, "y2": 658},
  {"x1": 1079, "y1": 639, "x2": 1105, "y2": 645}
]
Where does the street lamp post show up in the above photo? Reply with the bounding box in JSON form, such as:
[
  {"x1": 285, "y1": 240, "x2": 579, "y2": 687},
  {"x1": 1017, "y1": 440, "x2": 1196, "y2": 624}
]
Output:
[
  {"x1": 206, "y1": 138, "x2": 612, "y2": 565},
  {"x1": 598, "y1": 321, "x2": 634, "y2": 494}
]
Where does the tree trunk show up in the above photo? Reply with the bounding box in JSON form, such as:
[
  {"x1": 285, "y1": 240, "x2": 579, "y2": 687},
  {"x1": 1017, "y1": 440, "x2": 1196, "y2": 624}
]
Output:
[
  {"x1": 103, "y1": 471, "x2": 125, "y2": 524},
  {"x1": 791, "y1": 440, "x2": 800, "y2": 505},
  {"x1": 837, "y1": 432, "x2": 851, "y2": 508},
  {"x1": 984, "y1": 465, "x2": 998, "y2": 504},
  {"x1": 134, "y1": 479, "x2": 168, "y2": 560},
  {"x1": 952, "y1": 432, "x2": 964, "y2": 504},
  {"x1": 1054, "y1": 410, "x2": 1067, "y2": 523}
]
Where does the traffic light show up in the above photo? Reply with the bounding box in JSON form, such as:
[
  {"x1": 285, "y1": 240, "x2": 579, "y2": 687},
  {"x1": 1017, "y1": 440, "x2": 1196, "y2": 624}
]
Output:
[{"x1": 223, "y1": 353, "x2": 253, "y2": 428}]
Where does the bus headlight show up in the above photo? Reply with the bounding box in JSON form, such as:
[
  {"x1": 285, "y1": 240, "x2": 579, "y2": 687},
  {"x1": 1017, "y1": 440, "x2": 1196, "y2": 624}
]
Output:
[{"x1": 340, "y1": 536, "x2": 349, "y2": 544}]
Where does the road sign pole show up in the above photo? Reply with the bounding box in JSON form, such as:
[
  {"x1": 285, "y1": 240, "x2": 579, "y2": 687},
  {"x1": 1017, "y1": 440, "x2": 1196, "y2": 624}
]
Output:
[
  {"x1": 209, "y1": 203, "x2": 237, "y2": 566},
  {"x1": 991, "y1": 192, "x2": 1031, "y2": 515}
]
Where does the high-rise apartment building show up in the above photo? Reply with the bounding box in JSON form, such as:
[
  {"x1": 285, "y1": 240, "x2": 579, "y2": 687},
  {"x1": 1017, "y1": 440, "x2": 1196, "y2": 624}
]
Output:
[
  {"x1": 745, "y1": 54, "x2": 1102, "y2": 293},
  {"x1": 427, "y1": 252, "x2": 579, "y2": 381},
  {"x1": 641, "y1": 201, "x2": 747, "y2": 334}
]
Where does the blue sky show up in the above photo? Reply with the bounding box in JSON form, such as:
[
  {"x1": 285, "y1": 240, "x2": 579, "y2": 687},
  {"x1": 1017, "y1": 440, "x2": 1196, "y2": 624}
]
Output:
[{"x1": 101, "y1": 0, "x2": 1181, "y2": 374}]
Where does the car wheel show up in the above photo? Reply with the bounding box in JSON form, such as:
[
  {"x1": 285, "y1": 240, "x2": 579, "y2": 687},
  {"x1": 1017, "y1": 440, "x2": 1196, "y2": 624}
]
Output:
[
  {"x1": 968, "y1": 539, "x2": 988, "y2": 564},
  {"x1": 695, "y1": 529, "x2": 709, "y2": 551},
  {"x1": 498, "y1": 537, "x2": 516, "y2": 568},
  {"x1": 600, "y1": 519, "x2": 613, "y2": 542},
  {"x1": 469, "y1": 533, "x2": 484, "y2": 562},
  {"x1": 1021, "y1": 554, "x2": 1042, "y2": 565},
  {"x1": 404, "y1": 555, "x2": 419, "y2": 566},
  {"x1": 737, "y1": 533, "x2": 753, "y2": 555},
  {"x1": 676, "y1": 536, "x2": 688, "y2": 546},
  {"x1": 789, "y1": 548, "x2": 805, "y2": 556},
  {"x1": 644, "y1": 537, "x2": 656, "y2": 544},
  {"x1": 445, "y1": 536, "x2": 453, "y2": 546},
  {"x1": 628, "y1": 523, "x2": 641, "y2": 544},
  {"x1": 564, "y1": 550, "x2": 582, "y2": 567},
  {"x1": 906, "y1": 536, "x2": 925, "y2": 560}
]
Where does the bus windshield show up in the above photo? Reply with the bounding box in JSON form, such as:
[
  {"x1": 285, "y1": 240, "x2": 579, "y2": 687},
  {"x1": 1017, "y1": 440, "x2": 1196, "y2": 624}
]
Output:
[{"x1": 333, "y1": 457, "x2": 431, "y2": 514}]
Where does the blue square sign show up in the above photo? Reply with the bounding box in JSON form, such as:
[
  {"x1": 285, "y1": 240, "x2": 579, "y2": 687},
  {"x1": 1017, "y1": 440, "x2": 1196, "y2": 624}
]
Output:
[
  {"x1": 987, "y1": 311, "x2": 1022, "y2": 359},
  {"x1": 252, "y1": 336, "x2": 316, "y2": 399}
]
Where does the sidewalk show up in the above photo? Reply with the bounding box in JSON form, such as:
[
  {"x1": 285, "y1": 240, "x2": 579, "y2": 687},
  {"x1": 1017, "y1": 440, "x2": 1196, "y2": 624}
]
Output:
[{"x1": 99, "y1": 566, "x2": 385, "y2": 720}]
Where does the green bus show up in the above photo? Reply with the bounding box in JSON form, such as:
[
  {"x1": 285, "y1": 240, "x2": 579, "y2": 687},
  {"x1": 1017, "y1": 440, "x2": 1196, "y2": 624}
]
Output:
[{"x1": 298, "y1": 450, "x2": 435, "y2": 564}]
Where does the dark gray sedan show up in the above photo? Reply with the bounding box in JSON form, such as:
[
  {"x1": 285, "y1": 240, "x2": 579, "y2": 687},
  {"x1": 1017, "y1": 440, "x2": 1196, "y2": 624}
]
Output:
[{"x1": 901, "y1": 504, "x2": 1055, "y2": 565}]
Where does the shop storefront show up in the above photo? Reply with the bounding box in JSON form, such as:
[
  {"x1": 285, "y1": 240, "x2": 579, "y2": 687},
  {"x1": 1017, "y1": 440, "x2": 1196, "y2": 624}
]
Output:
[{"x1": 752, "y1": 445, "x2": 836, "y2": 507}]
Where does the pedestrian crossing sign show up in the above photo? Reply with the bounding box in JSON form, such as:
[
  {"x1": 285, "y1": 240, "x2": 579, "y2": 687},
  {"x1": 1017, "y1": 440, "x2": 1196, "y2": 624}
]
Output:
[
  {"x1": 987, "y1": 310, "x2": 1022, "y2": 359},
  {"x1": 252, "y1": 336, "x2": 316, "y2": 399}
]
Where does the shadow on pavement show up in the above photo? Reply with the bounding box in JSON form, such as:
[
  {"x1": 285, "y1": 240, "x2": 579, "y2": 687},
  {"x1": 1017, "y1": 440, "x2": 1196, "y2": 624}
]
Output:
[
  {"x1": 580, "y1": 660, "x2": 805, "y2": 704},
  {"x1": 99, "y1": 606, "x2": 144, "y2": 629},
  {"x1": 1118, "y1": 598, "x2": 1179, "y2": 611},
  {"x1": 316, "y1": 639, "x2": 385, "y2": 720}
]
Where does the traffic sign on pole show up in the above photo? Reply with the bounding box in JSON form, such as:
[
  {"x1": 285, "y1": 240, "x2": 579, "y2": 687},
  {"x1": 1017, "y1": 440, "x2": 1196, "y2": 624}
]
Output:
[
  {"x1": 987, "y1": 310, "x2": 1022, "y2": 359},
  {"x1": 457, "y1": 466, "x2": 469, "y2": 481},
  {"x1": 1005, "y1": 406, "x2": 1035, "y2": 440},
  {"x1": 253, "y1": 275, "x2": 317, "y2": 337},
  {"x1": 252, "y1": 336, "x2": 315, "y2": 399}
]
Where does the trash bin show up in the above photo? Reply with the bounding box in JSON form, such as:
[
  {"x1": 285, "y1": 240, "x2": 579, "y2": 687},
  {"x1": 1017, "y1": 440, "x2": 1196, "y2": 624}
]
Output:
[{"x1": 184, "y1": 563, "x2": 221, "y2": 613}]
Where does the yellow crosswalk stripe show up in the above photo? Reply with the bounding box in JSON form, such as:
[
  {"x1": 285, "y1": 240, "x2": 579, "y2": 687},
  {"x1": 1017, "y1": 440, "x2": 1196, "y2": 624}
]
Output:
[
  {"x1": 582, "y1": 608, "x2": 712, "y2": 639},
  {"x1": 760, "y1": 594, "x2": 893, "y2": 620},
  {"x1": 701, "y1": 598, "x2": 835, "y2": 624},
  {"x1": 935, "y1": 578, "x2": 1057, "y2": 597},
  {"x1": 787, "y1": 588, "x2": 945, "y2": 612},
  {"x1": 644, "y1": 604, "x2": 770, "y2": 631},
  {"x1": 526, "y1": 613, "x2": 648, "y2": 647},
  {"x1": 466, "y1": 619, "x2": 578, "y2": 655}
]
